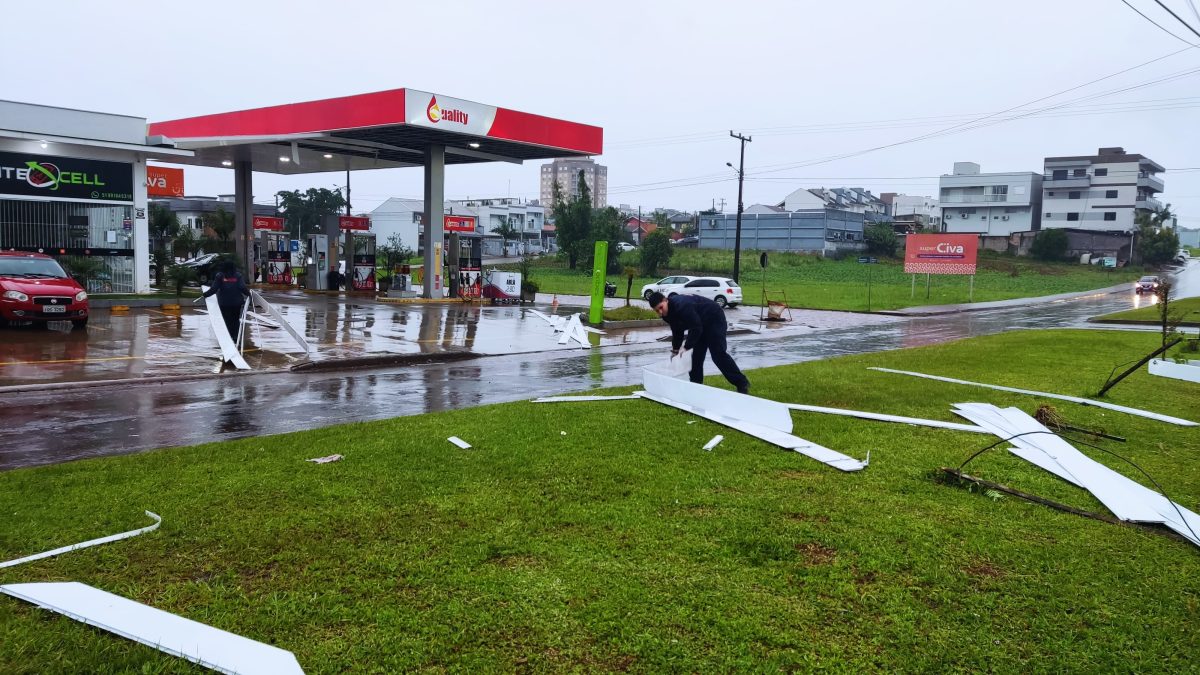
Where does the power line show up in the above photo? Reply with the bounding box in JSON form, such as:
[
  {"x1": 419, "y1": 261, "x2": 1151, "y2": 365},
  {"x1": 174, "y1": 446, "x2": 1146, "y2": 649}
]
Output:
[
  {"x1": 1152, "y1": 0, "x2": 1200, "y2": 38},
  {"x1": 1120, "y1": 0, "x2": 1199, "y2": 45}
]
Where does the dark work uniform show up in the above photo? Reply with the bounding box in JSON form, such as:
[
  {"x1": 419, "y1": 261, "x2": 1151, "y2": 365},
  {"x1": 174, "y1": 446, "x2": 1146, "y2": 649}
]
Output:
[
  {"x1": 202, "y1": 270, "x2": 251, "y2": 343},
  {"x1": 662, "y1": 294, "x2": 749, "y2": 389}
]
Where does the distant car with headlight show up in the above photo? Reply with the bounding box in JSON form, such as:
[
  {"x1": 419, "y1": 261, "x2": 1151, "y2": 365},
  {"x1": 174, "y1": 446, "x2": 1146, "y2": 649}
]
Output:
[
  {"x1": 0, "y1": 251, "x2": 89, "y2": 328},
  {"x1": 1134, "y1": 275, "x2": 1161, "y2": 295}
]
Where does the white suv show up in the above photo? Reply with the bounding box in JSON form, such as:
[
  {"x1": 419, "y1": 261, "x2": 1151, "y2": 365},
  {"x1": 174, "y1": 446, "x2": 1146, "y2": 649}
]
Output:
[
  {"x1": 641, "y1": 275, "x2": 694, "y2": 300},
  {"x1": 680, "y1": 277, "x2": 742, "y2": 308}
]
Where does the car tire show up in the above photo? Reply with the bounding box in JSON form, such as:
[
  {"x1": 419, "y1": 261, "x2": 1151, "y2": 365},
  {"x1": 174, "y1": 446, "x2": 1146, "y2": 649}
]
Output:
[
  {"x1": 72, "y1": 317, "x2": 89, "y2": 329},
  {"x1": 714, "y1": 295, "x2": 728, "y2": 308},
  {"x1": 643, "y1": 290, "x2": 654, "y2": 301}
]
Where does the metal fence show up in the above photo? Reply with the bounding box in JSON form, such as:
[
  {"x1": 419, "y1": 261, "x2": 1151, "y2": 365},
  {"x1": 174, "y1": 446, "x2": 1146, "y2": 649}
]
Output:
[{"x1": 0, "y1": 199, "x2": 135, "y2": 292}]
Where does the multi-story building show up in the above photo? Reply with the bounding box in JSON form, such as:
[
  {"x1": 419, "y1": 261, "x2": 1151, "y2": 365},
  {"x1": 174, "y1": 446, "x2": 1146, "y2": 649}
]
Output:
[
  {"x1": 452, "y1": 197, "x2": 546, "y2": 255},
  {"x1": 781, "y1": 187, "x2": 890, "y2": 221},
  {"x1": 1041, "y1": 147, "x2": 1164, "y2": 232},
  {"x1": 939, "y1": 162, "x2": 1042, "y2": 236},
  {"x1": 150, "y1": 194, "x2": 274, "y2": 237},
  {"x1": 539, "y1": 157, "x2": 607, "y2": 208},
  {"x1": 880, "y1": 193, "x2": 941, "y2": 231}
]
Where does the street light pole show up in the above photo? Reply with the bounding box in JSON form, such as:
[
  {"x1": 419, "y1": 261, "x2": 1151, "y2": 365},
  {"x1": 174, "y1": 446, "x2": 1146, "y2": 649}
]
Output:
[{"x1": 729, "y1": 131, "x2": 752, "y2": 283}]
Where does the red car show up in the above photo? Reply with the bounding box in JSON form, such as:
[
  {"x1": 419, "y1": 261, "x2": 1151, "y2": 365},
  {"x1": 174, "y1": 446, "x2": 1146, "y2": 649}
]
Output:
[{"x1": 0, "y1": 251, "x2": 90, "y2": 328}]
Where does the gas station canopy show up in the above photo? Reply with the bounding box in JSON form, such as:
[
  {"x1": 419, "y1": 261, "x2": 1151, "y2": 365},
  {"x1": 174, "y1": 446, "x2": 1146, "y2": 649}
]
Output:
[{"x1": 147, "y1": 88, "x2": 603, "y2": 173}]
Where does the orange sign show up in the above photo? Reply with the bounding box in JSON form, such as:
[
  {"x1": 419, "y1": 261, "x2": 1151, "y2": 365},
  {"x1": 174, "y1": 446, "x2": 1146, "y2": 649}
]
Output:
[
  {"x1": 146, "y1": 166, "x2": 184, "y2": 197},
  {"x1": 904, "y1": 234, "x2": 978, "y2": 275},
  {"x1": 444, "y1": 215, "x2": 476, "y2": 232},
  {"x1": 253, "y1": 216, "x2": 285, "y2": 231}
]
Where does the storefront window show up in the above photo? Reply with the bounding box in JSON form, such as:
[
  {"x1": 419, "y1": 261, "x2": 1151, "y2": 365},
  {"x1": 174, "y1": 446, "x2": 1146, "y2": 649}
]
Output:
[{"x1": 0, "y1": 199, "x2": 135, "y2": 292}]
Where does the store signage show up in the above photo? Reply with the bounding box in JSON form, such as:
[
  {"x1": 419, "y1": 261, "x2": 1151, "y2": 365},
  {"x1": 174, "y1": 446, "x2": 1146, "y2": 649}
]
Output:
[
  {"x1": 444, "y1": 215, "x2": 476, "y2": 232},
  {"x1": 904, "y1": 234, "x2": 979, "y2": 275},
  {"x1": 339, "y1": 215, "x2": 370, "y2": 231},
  {"x1": 146, "y1": 166, "x2": 184, "y2": 197},
  {"x1": 0, "y1": 151, "x2": 133, "y2": 202},
  {"x1": 253, "y1": 216, "x2": 285, "y2": 231},
  {"x1": 405, "y1": 90, "x2": 498, "y2": 136}
]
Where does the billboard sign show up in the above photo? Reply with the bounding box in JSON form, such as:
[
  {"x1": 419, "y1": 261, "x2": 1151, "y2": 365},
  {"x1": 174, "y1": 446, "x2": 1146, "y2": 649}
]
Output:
[
  {"x1": 904, "y1": 234, "x2": 979, "y2": 275},
  {"x1": 339, "y1": 215, "x2": 370, "y2": 231},
  {"x1": 444, "y1": 215, "x2": 476, "y2": 232},
  {"x1": 253, "y1": 216, "x2": 285, "y2": 231},
  {"x1": 146, "y1": 166, "x2": 184, "y2": 197},
  {"x1": 0, "y1": 151, "x2": 133, "y2": 202}
]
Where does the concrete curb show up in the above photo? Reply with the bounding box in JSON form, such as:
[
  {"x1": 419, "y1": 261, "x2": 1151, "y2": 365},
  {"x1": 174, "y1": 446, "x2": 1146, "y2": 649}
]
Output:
[
  {"x1": 1087, "y1": 318, "x2": 1200, "y2": 327},
  {"x1": 90, "y1": 298, "x2": 194, "y2": 309},
  {"x1": 600, "y1": 319, "x2": 662, "y2": 329},
  {"x1": 290, "y1": 351, "x2": 481, "y2": 372}
]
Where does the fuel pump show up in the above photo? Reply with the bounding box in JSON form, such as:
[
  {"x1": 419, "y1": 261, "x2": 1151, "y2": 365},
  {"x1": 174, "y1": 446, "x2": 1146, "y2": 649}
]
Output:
[
  {"x1": 346, "y1": 230, "x2": 377, "y2": 292},
  {"x1": 306, "y1": 234, "x2": 329, "y2": 290},
  {"x1": 260, "y1": 230, "x2": 293, "y2": 285}
]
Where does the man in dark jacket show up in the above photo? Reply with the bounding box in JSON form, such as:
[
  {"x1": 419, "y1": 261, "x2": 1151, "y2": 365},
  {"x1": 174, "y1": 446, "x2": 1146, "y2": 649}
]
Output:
[
  {"x1": 202, "y1": 261, "x2": 251, "y2": 343},
  {"x1": 647, "y1": 291, "x2": 750, "y2": 394}
]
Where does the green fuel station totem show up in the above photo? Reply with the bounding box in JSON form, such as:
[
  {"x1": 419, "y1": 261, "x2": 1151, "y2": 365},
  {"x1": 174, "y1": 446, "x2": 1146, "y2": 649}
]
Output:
[{"x1": 589, "y1": 241, "x2": 608, "y2": 324}]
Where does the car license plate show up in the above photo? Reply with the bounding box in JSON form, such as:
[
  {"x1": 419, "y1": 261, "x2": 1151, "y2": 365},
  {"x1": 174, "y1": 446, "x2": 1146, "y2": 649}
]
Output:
[{"x1": 43, "y1": 305, "x2": 66, "y2": 313}]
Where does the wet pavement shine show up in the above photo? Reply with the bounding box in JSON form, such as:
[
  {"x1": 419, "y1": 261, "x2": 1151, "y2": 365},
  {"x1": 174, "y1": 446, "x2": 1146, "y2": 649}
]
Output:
[{"x1": 0, "y1": 259, "x2": 1195, "y2": 470}]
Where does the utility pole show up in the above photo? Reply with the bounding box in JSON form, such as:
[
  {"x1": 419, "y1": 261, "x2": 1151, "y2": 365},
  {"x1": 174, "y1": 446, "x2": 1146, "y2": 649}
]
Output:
[
  {"x1": 345, "y1": 168, "x2": 352, "y2": 216},
  {"x1": 729, "y1": 131, "x2": 752, "y2": 283}
]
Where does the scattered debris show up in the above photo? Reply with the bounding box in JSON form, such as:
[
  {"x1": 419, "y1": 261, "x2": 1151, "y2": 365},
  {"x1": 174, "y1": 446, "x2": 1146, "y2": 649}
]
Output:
[
  {"x1": 530, "y1": 309, "x2": 603, "y2": 349},
  {"x1": 560, "y1": 431, "x2": 567, "y2": 436},
  {"x1": 0, "y1": 511, "x2": 161, "y2": 570},
  {"x1": 306, "y1": 454, "x2": 343, "y2": 464},
  {"x1": 952, "y1": 403, "x2": 1200, "y2": 548},
  {"x1": 200, "y1": 286, "x2": 250, "y2": 370},
  {"x1": 702, "y1": 435, "x2": 724, "y2": 451},
  {"x1": 640, "y1": 369, "x2": 868, "y2": 472},
  {"x1": 784, "y1": 402, "x2": 987, "y2": 434},
  {"x1": 533, "y1": 395, "x2": 642, "y2": 403},
  {"x1": 870, "y1": 367, "x2": 1197, "y2": 427},
  {"x1": 1096, "y1": 338, "x2": 1182, "y2": 396},
  {"x1": 249, "y1": 289, "x2": 313, "y2": 354},
  {"x1": 1034, "y1": 405, "x2": 1125, "y2": 442},
  {"x1": 1148, "y1": 358, "x2": 1200, "y2": 384},
  {"x1": 0, "y1": 582, "x2": 304, "y2": 674},
  {"x1": 447, "y1": 436, "x2": 472, "y2": 450}
]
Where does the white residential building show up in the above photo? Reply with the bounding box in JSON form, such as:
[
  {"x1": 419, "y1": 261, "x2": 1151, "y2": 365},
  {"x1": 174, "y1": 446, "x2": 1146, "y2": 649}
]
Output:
[
  {"x1": 1041, "y1": 147, "x2": 1165, "y2": 232},
  {"x1": 939, "y1": 162, "x2": 1042, "y2": 236},
  {"x1": 539, "y1": 157, "x2": 607, "y2": 208},
  {"x1": 452, "y1": 197, "x2": 545, "y2": 256}
]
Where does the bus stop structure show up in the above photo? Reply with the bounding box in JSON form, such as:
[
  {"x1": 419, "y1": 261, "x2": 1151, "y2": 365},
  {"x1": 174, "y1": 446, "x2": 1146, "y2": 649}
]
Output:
[{"x1": 148, "y1": 89, "x2": 602, "y2": 298}]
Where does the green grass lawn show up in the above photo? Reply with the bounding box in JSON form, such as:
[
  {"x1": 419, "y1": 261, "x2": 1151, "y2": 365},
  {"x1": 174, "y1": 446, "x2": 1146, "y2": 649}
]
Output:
[
  {"x1": 1092, "y1": 296, "x2": 1200, "y2": 326},
  {"x1": 514, "y1": 249, "x2": 1142, "y2": 311},
  {"x1": 602, "y1": 306, "x2": 658, "y2": 321},
  {"x1": 1, "y1": 329, "x2": 1198, "y2": 671}
]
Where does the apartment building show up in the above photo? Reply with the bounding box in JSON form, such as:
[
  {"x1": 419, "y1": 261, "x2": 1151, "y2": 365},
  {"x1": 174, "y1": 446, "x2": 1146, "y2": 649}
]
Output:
[
  {"x1": 939, "y1": 162, "x2": 1042, "y2": 236},
  {"x1": 1041, "y1": 147, "x2": 1164, "y2": 232},
  {"x1": 539, "y1": 157, "x2": 607, "y2": 208}
]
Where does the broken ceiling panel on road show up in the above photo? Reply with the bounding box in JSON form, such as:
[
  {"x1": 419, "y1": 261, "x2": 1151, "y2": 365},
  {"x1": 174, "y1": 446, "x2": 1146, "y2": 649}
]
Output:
[{"x1": 870, "y1": 367, "x2": 1197, "y2": 427}]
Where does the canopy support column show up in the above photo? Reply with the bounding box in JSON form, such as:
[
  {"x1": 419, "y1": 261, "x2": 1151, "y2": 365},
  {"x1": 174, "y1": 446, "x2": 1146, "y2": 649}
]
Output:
[{"x1": 422, "y1": 145, "x2": 445, "y2": 299}]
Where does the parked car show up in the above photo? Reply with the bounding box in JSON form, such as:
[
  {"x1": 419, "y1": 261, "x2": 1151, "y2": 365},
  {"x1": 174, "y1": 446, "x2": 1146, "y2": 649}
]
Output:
[
  {"x1": 616, "y1": 242, "x2": 638, "y2": 252},
  {"x1": 1134, "y1": 275, "x2": 1161, "y2": 294},
  {"x1": 641, "y1": 275, "x2": 695, "y2": 300},
  {"x1": 180, "y1": 253, "x2": 221, "y2": 285},
  {"x1": 679, "y1": 277, "x2": 742, "y2": 308},
  {"x1": 0, "y1": 251, "x2": 89, "y2": 328}
]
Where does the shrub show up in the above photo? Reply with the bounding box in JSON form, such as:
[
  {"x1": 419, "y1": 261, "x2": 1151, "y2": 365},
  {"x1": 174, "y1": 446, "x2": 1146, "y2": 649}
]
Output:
[
  {"x1": 1031, "y1": 229, "x2": 1069, "y2": 261},
  {"x1": 640, "y1": 230, "x2": 673, "y2": 276},
  {"x1": 864, "y1": 223, "x2": 898, "y2": 257}
]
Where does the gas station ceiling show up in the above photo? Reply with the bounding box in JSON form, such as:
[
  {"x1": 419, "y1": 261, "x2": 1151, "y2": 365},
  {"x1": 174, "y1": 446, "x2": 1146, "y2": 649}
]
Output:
[{"x1": 147, "y1": 88, "x2": 603, "y2": 175}]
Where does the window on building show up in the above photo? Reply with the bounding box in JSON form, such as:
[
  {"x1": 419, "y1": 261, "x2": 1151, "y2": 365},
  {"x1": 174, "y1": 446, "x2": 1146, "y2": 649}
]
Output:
[
  {"x1": 1069, "y1": 191, "x2": 1080, "y2": 199},
  {"x1": 1073, "y1": 168, "x2": 1086, "y2": 177},
  {"x1": 1106, "y1": 190, "x2": 1118, "y2": 199},
  {"x1": 1094, "y1": 168, "x2": 1107, "y2": 176},
  {"x1": 1067, "y1": 212, "x2": 1080, "y2": 221},
  {"x1": 1104, "y1": 212, "x2": 1116, "y2": 221},
  {"x1": 1045, "y1": 213, "x2": 1052, "y2": 218},
  {"x1": 1052, "y1": 170, "x2": 1067, "y2": 180},
  {"x1": 1047, "y1": 191, "x2": 1055, "y2": 196}
]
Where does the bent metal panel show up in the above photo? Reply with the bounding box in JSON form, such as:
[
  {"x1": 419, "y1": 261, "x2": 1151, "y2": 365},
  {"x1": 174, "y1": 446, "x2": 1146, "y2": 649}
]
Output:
[{"x1": 904, "y1": 234, "x2": 979, "y2": 275}]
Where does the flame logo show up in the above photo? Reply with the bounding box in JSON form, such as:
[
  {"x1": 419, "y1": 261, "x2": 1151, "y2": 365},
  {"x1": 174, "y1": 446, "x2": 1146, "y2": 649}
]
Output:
[{"x1": 426, "y1": 96, "x2": 441, "y2": 123}]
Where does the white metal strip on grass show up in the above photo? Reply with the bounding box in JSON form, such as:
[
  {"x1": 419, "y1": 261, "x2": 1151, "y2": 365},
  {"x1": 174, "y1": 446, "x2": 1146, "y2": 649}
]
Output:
[
  {"x1": 1148, "y1": 359, "x2": 1200, "y2": 384},
  {"x1": 702, "y1": 435, "x2": 724, "y2": 451},
  {"x1": 637, "y1": 390, "x2": 867, "y2": 472},
  {"x1": 447, "y1": 436, "x2": 472, "y2": 449},
  {"x1": 783, "y1": 402, "x2": 988, "y2": 434},
  {"x1": 532, "y1": 395, "x2": 642, "y2": 403},
  {"x1": 201, "y1": 286, "x2": 250, "y2": 370},
  {"x1": 870, "y1": 367, "x2": 1197, "y2": 427},
  {"x1": 0, "y1": 511, "x2": 161, "y2": 570},
  {"x1": 644, "y1": 368, "x2": 793, "y2": 432},
  {"x1": 0, "y1": 582, "x2": 305, "y2": 675},
  {"x1": 952, "y1": 403, "x2": 1200, "y2": 547}
]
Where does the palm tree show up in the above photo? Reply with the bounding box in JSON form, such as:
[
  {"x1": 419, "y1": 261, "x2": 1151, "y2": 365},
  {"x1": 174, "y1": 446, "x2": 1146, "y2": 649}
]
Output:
[
  {"x1": 148, "y1": 203, "x2": 180, "y2": 285},
  {"x1": 493, "y1": 220, "x2": 520, "y2": 257}
]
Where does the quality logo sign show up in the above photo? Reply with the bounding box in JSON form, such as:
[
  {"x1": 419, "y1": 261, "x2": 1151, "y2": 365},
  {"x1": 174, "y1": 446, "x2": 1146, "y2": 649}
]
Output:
[{"x1": 425, "y1": 95, "x2": 469, "y2": 125}]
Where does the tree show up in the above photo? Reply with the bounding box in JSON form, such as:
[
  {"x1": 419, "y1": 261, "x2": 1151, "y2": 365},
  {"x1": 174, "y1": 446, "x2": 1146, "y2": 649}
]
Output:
[
  {"x1": 591, "y1": 206, "x2": 625, "y2": 273},
  {"x1": 377, "y1": 233, "x2": 414, "y2": 273},
  {"x1": 148, "y1": 202, "x2": 180, "y2": 285},
  {"x1": 173, "y1": 225, "x2": 199, "y2": 260},
  {"x1": 207, "y1": 208, "x2": 236, "y2": 253},
  {"x1": 276, "y1": 188, "x2": 347, "y2": 239},
  {"x1": 640, "y1": 229, "x2": 673, "y2": 277},
  {"x1": 1031, "y1": 228, "x2": 1069, "y2": 261},
  {"x1": 493, "y1": 219, "x2": 520, "y2": 257},
  {"x1": 553, "y1": 172, "x2": 593, "y2": 270},
  {"x1": 1135, "y1": 205, "x2": 1180, "y2": 266},
  {"x1": 864, "y1": 222, "x2": 898, "y2": 257}
]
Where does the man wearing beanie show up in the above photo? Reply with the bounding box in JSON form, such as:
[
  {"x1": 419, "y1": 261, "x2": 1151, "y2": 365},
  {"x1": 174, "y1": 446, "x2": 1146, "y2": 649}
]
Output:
[{"x1": 646, "y1": 291, "x2": 750, "y2": 394}]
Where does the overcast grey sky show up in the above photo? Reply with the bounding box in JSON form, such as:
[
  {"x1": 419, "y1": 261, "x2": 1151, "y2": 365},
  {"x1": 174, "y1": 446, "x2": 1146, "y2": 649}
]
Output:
[{"x1": 3, "y1": 0, "x2": 1198, "y2": 225}]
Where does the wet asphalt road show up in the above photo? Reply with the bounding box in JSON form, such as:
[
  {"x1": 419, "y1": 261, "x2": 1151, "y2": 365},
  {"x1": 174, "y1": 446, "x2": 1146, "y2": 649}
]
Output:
[{"x1": 1, "y1": 259, "x2": 1194, "y2": 471}]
